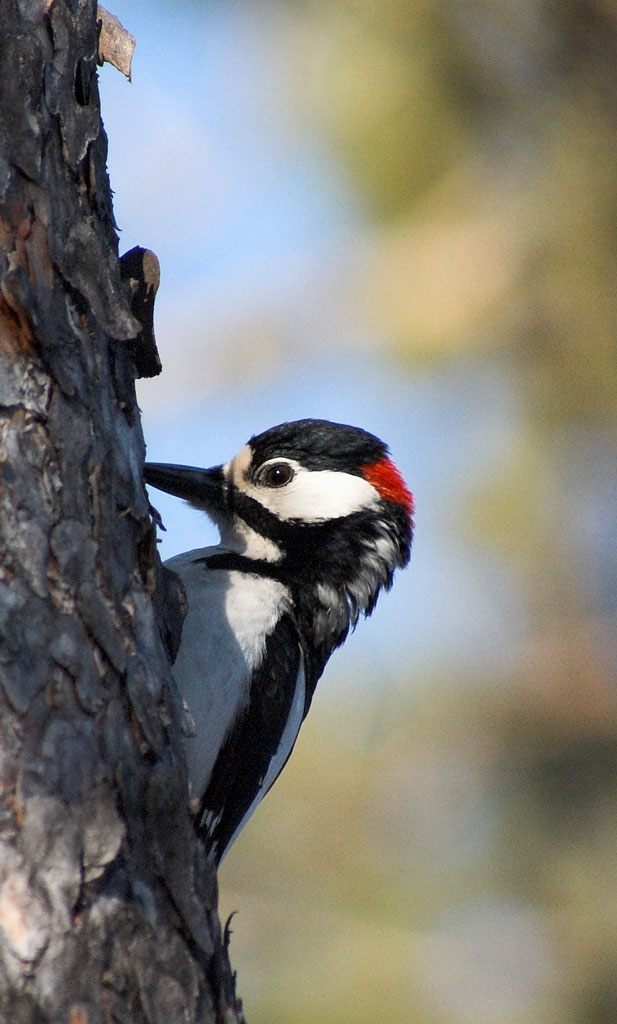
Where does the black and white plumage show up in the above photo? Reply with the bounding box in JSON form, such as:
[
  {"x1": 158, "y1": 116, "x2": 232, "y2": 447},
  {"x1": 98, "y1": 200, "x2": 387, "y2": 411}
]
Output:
[{"x1": 144, "y1": 419, "x2": 413, "y2": 863}]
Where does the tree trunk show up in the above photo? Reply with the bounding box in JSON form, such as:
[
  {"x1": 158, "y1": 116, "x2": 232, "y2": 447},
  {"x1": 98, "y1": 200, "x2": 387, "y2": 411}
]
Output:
[{"x1": 0, "y1": 2, "x2": 244, "y2": 1021}]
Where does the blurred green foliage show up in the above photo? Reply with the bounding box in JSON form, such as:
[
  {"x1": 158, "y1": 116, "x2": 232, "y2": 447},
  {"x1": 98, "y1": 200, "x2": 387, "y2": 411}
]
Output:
[{"x1": 219, "y1": 2, "x2": 617, "y2": 1021}]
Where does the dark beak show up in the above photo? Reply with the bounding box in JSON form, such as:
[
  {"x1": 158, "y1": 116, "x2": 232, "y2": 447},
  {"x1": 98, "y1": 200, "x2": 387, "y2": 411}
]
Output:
[{"x1": 144, "y1": 462, "x2": 227, "y2": 513}]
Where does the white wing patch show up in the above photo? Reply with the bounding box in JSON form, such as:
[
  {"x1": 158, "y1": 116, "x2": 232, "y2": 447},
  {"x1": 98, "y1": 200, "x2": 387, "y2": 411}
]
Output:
[
  {"x1": 221, "y1": 657, "x2": 306, "y2": 860},
  {"x1": 165, "y1": 546, "x2": 290, "y2": 801}
]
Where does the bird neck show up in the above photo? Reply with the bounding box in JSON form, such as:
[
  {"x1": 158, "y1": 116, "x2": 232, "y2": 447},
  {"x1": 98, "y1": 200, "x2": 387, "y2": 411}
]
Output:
[{"x1": 205, "y1": 519, "x2": 394, "y2": 660}]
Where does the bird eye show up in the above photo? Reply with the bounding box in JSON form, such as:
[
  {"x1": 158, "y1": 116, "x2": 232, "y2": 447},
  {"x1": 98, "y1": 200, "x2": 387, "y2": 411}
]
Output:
[{"x1": 257, "y1": 462, "x2": 294, "y2": 488}]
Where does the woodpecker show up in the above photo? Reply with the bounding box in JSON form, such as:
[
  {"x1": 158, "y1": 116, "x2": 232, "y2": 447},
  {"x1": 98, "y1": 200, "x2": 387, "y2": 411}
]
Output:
[{"x1": 144, "y1": 419, "x2": 413, "y2": 864}]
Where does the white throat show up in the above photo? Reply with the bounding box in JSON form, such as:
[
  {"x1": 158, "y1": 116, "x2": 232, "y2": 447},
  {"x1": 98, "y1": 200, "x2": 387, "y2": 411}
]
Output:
[{"x1": 219, "y1": 516, "x2": 283, "y2": 563}]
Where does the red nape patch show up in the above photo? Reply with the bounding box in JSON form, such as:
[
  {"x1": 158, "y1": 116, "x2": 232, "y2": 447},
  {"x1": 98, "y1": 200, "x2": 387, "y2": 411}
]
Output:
[{"x1": 361, "y1": 457, "x2": 414, "y2": 519}]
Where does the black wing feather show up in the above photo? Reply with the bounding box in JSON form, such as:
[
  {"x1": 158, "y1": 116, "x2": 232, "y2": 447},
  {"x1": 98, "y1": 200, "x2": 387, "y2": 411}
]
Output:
[{"x1": 198, "y1": 612, "x2": 303, "y2": 863}]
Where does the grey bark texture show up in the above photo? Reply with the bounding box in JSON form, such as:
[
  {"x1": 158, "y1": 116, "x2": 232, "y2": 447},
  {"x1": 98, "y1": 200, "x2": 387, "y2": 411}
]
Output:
[{"x1": 0, "y1": 2, "x2": 245, "y2": 1021}]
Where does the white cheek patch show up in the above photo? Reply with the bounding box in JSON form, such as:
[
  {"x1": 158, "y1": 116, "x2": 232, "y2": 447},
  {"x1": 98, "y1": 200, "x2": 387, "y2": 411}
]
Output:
[
  {"x1": 248, "y1": 464, "x2": 380, "y2": 522},
  {"x1": 228, "y1": 446, "x2": 381, "y2": 523}
]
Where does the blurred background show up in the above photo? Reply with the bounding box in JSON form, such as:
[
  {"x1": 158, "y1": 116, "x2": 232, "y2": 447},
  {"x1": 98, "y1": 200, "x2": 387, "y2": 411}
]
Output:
[{"x1": 100, "y1": 2, "x2": 617, "y2": 1021}]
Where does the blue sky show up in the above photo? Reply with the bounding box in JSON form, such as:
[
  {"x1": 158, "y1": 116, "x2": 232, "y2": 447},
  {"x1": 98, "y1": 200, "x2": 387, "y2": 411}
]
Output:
[{"x1": 98, "y1": 1, "x2": 526, "y2": 684}]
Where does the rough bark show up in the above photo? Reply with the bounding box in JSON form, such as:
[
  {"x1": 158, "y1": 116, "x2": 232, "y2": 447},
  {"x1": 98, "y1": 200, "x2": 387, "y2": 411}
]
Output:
[{"x1": 0, "y1": 2, "x2": 245, "y2": 1021}]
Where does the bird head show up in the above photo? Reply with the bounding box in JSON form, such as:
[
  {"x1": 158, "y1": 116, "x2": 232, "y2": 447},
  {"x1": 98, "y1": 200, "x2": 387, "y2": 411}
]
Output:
[{"x1": 144, "y1": 418, "x2": 413, "y2": 635}]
